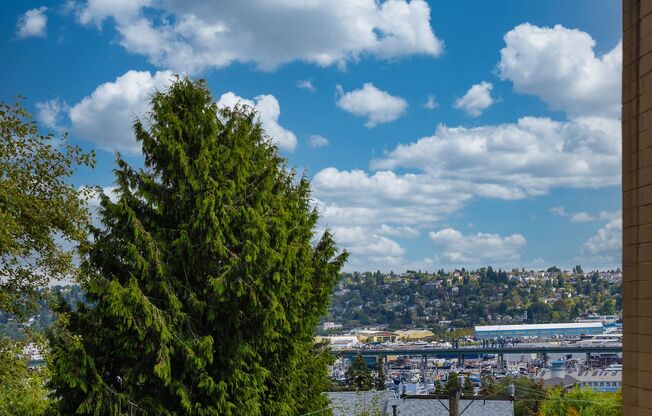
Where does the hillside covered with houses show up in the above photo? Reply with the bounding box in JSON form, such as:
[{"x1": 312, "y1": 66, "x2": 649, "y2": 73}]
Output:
[{"x1": 322, "y1": 267, "x2": 621, "y2": 333}]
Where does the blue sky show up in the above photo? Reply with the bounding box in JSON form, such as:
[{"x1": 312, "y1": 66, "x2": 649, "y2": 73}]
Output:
[{"x1": 1, "y1": 0, "x2": 622, "y2": 272}]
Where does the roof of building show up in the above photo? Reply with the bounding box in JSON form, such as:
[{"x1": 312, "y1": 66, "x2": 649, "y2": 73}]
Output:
[
  {"x1": 327, "y1": 392, "x2": 514, "y2": 416},
  {"x1": 534, "y1": 369, "x2": 622, "y2": 387},
  {"x1": 357, "y1": 330, "x2": 398, "y2": 336},
  {"x1": 575, "y1": 369, "x2": 622, "y2": 382},
  {"x1": 324, "y1": 335, "x2": 360, "y2": 343},
  {"x1": 538, "y1": 375, "x2": 569, "y2": 388},
  {"x1": 475, "y1": 322, "x2": 603, "y2": 332}
]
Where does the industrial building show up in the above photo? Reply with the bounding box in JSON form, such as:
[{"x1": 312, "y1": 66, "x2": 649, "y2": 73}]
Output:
[
  {"x1": 356, "y1": 330, "x2": 399, "y2": 343},
  {"x1": 474, "y1": 322, "x2": 603, "y2": 339},
  {"x1": 318, "y1": 335, "x2": 360, "y2": 349},
  {"x1": 534, "y1": 361, "x2": 622, "y2": 393},
  {"x1": 395, "y1": 329, "x2": 435, "y2": 340}
]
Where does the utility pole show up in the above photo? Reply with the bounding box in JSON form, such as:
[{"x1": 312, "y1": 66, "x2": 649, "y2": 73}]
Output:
[{"x1": 449, "y1": 386, "x2": 460, "y2": 416}]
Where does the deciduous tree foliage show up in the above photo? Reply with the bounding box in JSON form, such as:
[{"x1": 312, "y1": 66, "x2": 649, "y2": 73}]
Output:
[
  {"x1": 539, "y1": 387, "x2": 621, "y2": 416},
  {"x1": 0, "y1": 100, "x2": 94, "y2": 321},
  {"x1": 479, "y1": 375, "x2": 498, "y2": 396},
  {"x1": 47, "y1": 79, "x2": 347, "y2": 415},
  {"x1": 479, "y1": 375, "x2": 548, "y2": 416},
  {"x1": 0, "y1": 338, "x2": 52, "y2": 416}
]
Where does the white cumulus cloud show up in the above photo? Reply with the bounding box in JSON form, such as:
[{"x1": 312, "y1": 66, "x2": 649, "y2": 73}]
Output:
[
  {"x1": 549, "y1": 206, "x2": 568, "y2": 217},
  {"x1": 296, "y1": 80, "x2": 316, "y2": 92},
  {"x1": 454, "y1": 81, "x2": 494, "y2": 117},
  {"x1": 336, "y1": 83, "x2": 408, "y2": 127},
  {"x1": 307, "y1": 134, "x2": 329, "y2": 148},
  {"x1": 581, "y1": 218, "x2": 622, "y2": 256},
  {"x1": 312, "y1": 168, "x2": 467, "y2": 269},
  {"x1": 549, "y1": 206, "x2": 620, "y2": 223},
  {"x1": 325, "y1": 225, "x2": 405, "y2": 270},
  {"x1": 331, "y1": 226, "x2": 405, "y2": 257},
  {"x1": 216, "y1": 92, "x2": 297, "y2": 151},
  {"x1": 36, "y1": 98, "x2": 69, "y2": 130},
  {"x1": 570, "y1": 212, "x2": 594, "y2": 223},
  {"x1": 428, "y1": 228, "x2": 526, "y2": 264},
  {"x1": 75, "y1": 0, "x2": 151, "y2": 25},
  {"x1": 313, "y1": 168, "x2": 469, "y2": 226},
  {"x1": 16, "y1": 6, "x2": 48, "y2": 39},
  {"x1": 311, "y1": 113, "x2": 620, "y2": 269},
  {"x1": 73, "y1": 0, "x2": 443, "y2": 73},
  {"x1": 85, "y1": 186, "x2": 119, "y2": 211},
  {"x1": 68, "y1": 70, "x2": 174, "y2": 155},
  {"x1": 38, "y1": 71, "x2": 298, "y2": 156},
  {"x1": 371, "y1": 116, "x2": 620, "y2": 198},
  {"x1": 424, "y1": 94, "x2": 439, "y2": 110},
  {"x1": 498, "y1": 23, "x2": 621, "y2": 118},
  {"x1": 306, "y1": 22, "x2": 622, "y2": 269},
  {"x1": 378, "y1": 224, "x2": 420, "y2": 238}
]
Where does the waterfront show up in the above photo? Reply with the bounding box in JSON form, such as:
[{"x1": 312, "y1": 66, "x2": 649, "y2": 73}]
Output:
[{"x1": 328, "y1": 323, "x2": 623, "y2": 395}]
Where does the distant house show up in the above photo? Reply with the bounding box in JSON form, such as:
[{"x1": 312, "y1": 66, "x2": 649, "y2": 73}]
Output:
[{"x1": 322, "y1": 322, "x2": 343, "y2": 331}]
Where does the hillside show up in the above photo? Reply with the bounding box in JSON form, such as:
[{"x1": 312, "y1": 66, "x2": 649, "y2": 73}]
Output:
[{"x1": 323, "y1": 267, "x2": 621, "y2": 333}]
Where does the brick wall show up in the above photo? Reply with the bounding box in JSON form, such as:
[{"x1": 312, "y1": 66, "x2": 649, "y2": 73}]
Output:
[{"x1": 623, "y1": 1, "x2": 652, "y2": 414}]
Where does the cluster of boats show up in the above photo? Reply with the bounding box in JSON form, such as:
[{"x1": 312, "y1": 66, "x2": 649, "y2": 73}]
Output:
[{"x1": 330, "y1": 332, "x2": 623, "y2": 394}]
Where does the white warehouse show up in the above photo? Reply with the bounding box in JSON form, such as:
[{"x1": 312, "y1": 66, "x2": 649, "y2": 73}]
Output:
[{"x1": 474, "y1": 322, "x2": 603, "y2": 339}]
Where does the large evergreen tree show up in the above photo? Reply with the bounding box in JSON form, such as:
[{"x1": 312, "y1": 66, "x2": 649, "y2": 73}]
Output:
[
  {"x1": 345, "y1": 354, "x2": 373, "y2": 391},
  {"x1": 374, "y1": 357, "x2": 386, "y2": 391},
  {"x1": 434, "y1": 380, "x2": 445, "y2": 396},
  {"x1": 445, "y1": 371, "x2": 459, "y2": 394},
  {"x1": 47, "y1": 79, "x2": 347, "y2": 415},
  {"x1": 462, "y1": 376, "x2": 475, "y2": 396}
]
